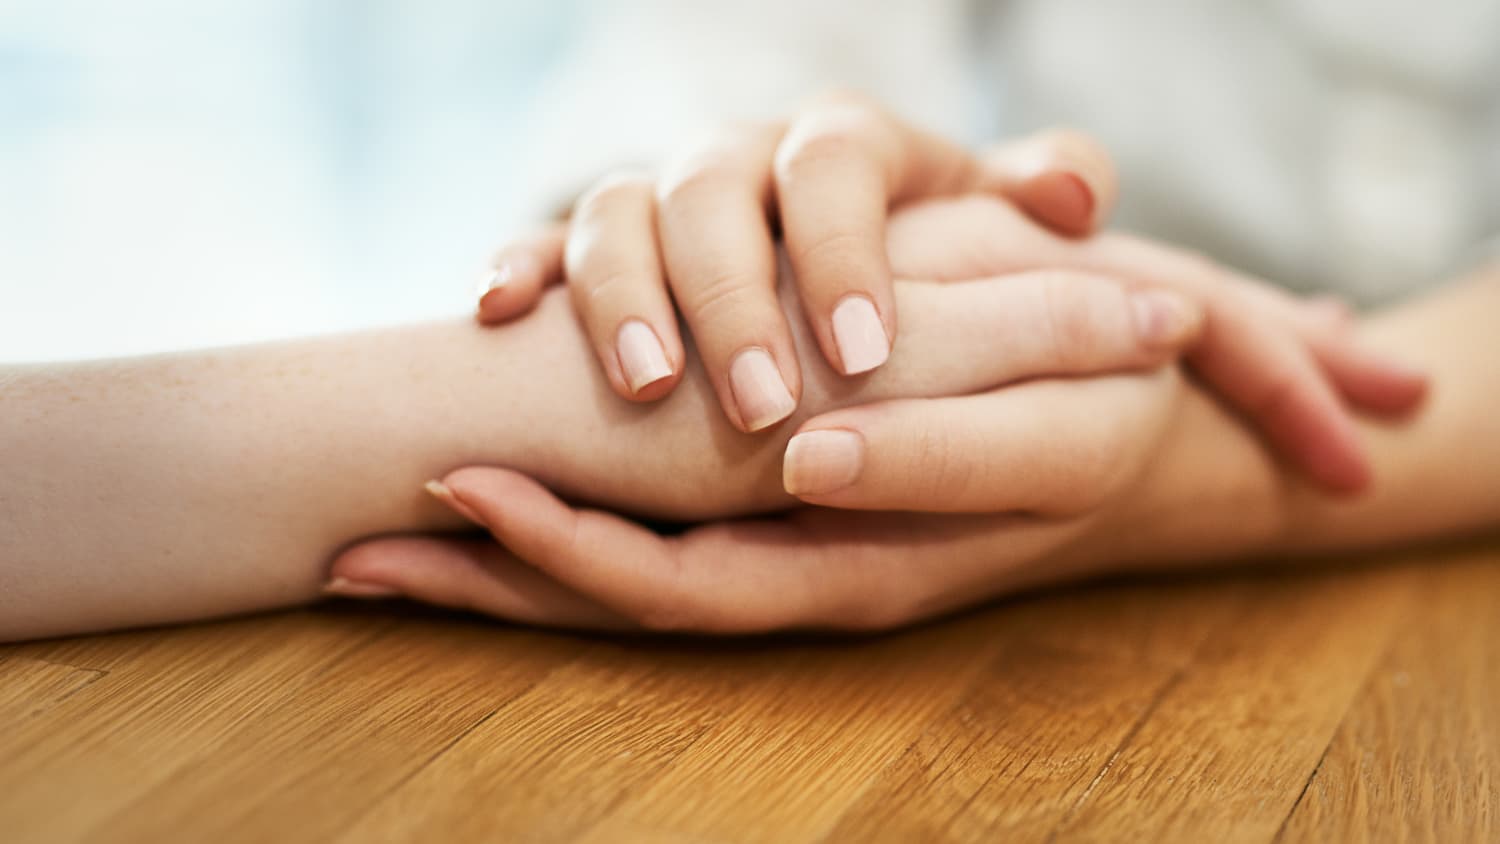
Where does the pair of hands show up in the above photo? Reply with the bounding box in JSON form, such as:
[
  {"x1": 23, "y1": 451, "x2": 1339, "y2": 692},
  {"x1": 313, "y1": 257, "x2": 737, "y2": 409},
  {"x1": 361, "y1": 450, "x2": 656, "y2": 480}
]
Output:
[{"x1": 328, "y1": 97, "x2": 1427, "y2": 633}]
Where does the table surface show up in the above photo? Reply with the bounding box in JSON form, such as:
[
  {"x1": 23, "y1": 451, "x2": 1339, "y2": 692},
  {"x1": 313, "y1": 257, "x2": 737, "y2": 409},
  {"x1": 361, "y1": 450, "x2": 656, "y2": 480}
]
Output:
[{"x1": 2, "y1": 539, "x2": 1496, "y2": 843}]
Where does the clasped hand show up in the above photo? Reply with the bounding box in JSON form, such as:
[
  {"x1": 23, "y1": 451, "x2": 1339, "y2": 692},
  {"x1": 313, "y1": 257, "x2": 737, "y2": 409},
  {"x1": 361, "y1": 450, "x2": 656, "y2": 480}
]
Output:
[{"x1": 330, "y1": 97, "x2": 1425, "y2": 633}]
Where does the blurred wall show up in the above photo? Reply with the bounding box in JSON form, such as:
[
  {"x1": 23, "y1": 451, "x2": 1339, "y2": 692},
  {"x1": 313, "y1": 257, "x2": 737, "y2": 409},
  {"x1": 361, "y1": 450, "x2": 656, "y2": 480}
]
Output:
[{"x1": 0, "y1": 0, "x2": 576, "y2": 360}]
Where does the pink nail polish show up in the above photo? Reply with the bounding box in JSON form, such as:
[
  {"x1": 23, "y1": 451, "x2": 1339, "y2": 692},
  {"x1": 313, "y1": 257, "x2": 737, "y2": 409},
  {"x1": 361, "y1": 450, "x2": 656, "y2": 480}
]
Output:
[
  {"x1": 617, "y1": 320, "x2": 673, "y2": 393},
  {"x1": 832, "y1": 295, "x2": 890, "y2": 375},
  {"x1": 783, "y1": 429, "x2": 864, "y2": 496},
  {"x1": 729, "y1": 348, "x2": 796, "y2": 431}
]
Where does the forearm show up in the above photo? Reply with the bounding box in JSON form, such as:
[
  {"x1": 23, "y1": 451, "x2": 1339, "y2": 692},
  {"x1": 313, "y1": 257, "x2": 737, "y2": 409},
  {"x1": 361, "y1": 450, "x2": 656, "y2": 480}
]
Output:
[
  {"x1": 1112, "y1": 268, "x2": 1500, "y2": 570},
  {"x1": 0, "y1": 293, "x2": 793, "y2": 640}
]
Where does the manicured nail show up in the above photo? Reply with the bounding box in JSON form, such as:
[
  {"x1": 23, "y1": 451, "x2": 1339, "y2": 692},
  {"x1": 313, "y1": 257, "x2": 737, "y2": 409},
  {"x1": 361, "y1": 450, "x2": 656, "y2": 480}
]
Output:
[
  {"x1": 1131, "y1": 290, "x2": 1202, "y2": 348},
  {"x1": 729, "y1": 347, "x2": 796, "y2": 431},
  {"x1": 476, "y1": 254, "x2": 539, "y2": 312},
  {"x1": 477, "y1": 267, "x2": 509, "y2": 299},
  {"x1": 424, "y1": 479, "x2": 484, "y2": 525},
  {"x1": 831, "y1": 295, "x2": 890, "y2": 374},
  {"x1": 1040, "y1": 171, "x2": 1096, "y2": 232},
  {"x1": 616, "y1": 320, "x2": 673, "y2": 393},
  {"x1": 323, "y1": 577, "x2": 401, "y2": 599},
  {"x1": 783, "y1": 429, "x2": 864, "y2": 496}
]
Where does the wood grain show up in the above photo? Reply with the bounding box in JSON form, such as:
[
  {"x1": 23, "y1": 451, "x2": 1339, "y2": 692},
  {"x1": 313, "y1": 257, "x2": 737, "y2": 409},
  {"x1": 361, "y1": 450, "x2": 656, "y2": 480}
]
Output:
[{"x1": 0, "y1": 541, "x2": 1495, "y2": 843}]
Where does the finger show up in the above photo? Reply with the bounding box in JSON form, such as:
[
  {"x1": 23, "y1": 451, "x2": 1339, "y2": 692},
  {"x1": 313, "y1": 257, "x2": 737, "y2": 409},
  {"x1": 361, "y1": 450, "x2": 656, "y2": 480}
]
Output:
[
  {"x1": 885, "y1": 195, "x2": 1075, "y2": 281},
  {"x1": 436, "y1": 467, "x2": 1077, "y2": 633},
  {"x1": 476, "y1": 225, "x2": 567, "y2": 324},
  {"x1": 981, "y1": 128, "x2": 1118, "y2": 236},
  {"x1": 868, "y1": 270, "x2": 1203, "y2": 400},
  {"x1": 1305, "y1": 332, "x2": 1429, "y2": 415},
  {"x1": 1187, "y1": 305, "x2": 1372, "y2": 492},
  {"x1": 328, "y1": 535, "x2": 631, "y2": 630},
  {"x1": 775, "y1": 95, "x2": 991, "y2": 376},
  {"x1": 435, "y1": 467, "x2": 827, "y2": 632},
  {"x1": 655, "y1": 124, "x2": 805, "y2": 432},
  {"x1": 783, "y1": 370, "x2": 1177, "y2": 513},
  {"x1": 564, "y1": 173, "x2": 686, "y2": 402},
  {"x1": 1239, "y1": 290, "x2": 1428, "y2": 414},
  {"x1": 1061, "y1": 237, "x2": 1392, "y2": 489}
]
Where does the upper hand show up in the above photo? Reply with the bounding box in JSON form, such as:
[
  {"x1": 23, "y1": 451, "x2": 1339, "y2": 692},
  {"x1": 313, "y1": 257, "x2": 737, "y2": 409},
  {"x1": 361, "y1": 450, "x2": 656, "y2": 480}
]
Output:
[
  {"x1": 473, "y1": 99, "x2": 1424, "y2": 493},
  {"x1": 475, "y1": 91, "x2": 1115, "y2": 433}
]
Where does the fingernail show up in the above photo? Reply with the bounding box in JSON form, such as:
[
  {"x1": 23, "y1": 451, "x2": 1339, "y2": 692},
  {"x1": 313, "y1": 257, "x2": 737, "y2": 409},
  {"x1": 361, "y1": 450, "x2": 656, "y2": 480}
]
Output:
[
  {"x1": 1029, "y1": 170, "x2": 1096, "y2": 234},
  {"x1": 1131, "y1": 290, "x2": 1202, "y2": 348},
  {"x1": 424, "y1": 479, "x2": 484, "y2": 525},
  {"x1": 616, "y1": 320, "x2": 673, "y2": 393},
  {"x1": 783, "y1": 429, "x2": 864, "y2": 496},
  {"x1": 831, "y1": 295, "x2": 890, "y2": 374},
  {"x1": 323, "y1": 577, "x2": 401, "y2": 599},
  {"x1": 729, "y1": 347, "x2": 796, "y2": 431},
  {"x1": 476, "y1": 254, "x2": 538, "y2": 310},
  {"x1": 477, "y1": 267, "x2": 509, "y2": 299}
]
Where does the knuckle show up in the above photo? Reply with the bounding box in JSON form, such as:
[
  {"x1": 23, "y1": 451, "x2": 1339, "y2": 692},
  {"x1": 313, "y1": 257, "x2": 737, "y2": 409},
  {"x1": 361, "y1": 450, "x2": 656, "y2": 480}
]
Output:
[
  {"x1": 1037, "y1": 273, "x2": 1117, "y2": 365},
  {"x1": 788, "y1": 229, "x2": 869, "y2": 273},
  {"x1": 575, "y1": 171, "x2": 653, "y2": 217},
  {"x1": 912, "y1": 425, "x2": 975, "y2": 504},
  {"x1": 656, "y1": 158, "x2": 743, "y2": 208},
  {"x1": 678, "y1": 268, "x2": 765, "y2": 326},
  {"x1": 573, "y1": 268, "x2": 634, "y2": 306},
  {"x1": 570, "y1": 269, "x2": 659, "y2": 328},
  {"x1": 778, "y1": 127, "x2": 861, "y2": 176}
]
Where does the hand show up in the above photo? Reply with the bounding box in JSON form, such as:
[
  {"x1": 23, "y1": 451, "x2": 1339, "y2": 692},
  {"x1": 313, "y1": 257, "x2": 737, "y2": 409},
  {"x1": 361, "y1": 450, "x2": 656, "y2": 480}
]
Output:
[
  {"x1": 475, "y1": 92, "x2": 1116, "y2": 432},
  {"x1": 475, "y1": 107, "x2": 1424, "y2": 492},
  {"x1": 450, "y1": 196, "x2": 1224, "y2": 524},
  {"x1": 331, "y1": 367, "x2": 1186, "y2": 633}
]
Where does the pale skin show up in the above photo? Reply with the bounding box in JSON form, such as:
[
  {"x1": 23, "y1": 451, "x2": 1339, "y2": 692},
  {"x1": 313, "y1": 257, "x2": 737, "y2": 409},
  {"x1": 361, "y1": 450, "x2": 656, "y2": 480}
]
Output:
[
  {"x1": 335, "y1": 256, "x2": 1500, "y2": 633},
  {"x1": 487, "y1": 95, "x2": 1421, "y2": 492},
  {"x1": 0, "y1": 196, "x2": 1230, "y2": 642},
  {"x1": 0, "y1": 203, "x2": 1488, "y2": 640}
]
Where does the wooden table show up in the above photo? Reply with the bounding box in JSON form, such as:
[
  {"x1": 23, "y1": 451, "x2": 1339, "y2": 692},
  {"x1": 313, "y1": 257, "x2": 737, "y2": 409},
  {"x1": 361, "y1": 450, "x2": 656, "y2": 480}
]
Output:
[{"x1": 2, "y1": 539, "x2": 1496, "y2": 843}]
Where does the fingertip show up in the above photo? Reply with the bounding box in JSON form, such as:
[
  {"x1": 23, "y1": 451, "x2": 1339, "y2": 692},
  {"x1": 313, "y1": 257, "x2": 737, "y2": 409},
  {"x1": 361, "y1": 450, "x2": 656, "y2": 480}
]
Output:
[
  {"x1": 1020, "y1": 170, "x2": 1096, "y2": 237},
  {"x1": 476, "y1": 285, "x2": 534, "y2": 324},
  {"x1": 782, "y1": 427, "x2": 865, "y2": 499},
  {"x1": 1131, "y1": 289, "x2": 1205, "y2": 353},
  {"x1": 615, "y1": 319, "x2": 681, "y2": 399},
  {"x1": 830, "y1": 294, "x2": 892, "y2": 375},
  {"x1": 1295, "y1": 412, "x2": 1374, "y2": 495},
  {"x1": 727, "y1": 346, "x2": 799, "y2": 432}
]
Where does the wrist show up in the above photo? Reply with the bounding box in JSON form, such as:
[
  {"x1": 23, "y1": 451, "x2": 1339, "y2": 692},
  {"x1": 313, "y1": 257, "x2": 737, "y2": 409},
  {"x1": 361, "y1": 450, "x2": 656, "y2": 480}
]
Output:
[{"x1": 1086, "y1": 385, "x2": 1294, "y2": 574}]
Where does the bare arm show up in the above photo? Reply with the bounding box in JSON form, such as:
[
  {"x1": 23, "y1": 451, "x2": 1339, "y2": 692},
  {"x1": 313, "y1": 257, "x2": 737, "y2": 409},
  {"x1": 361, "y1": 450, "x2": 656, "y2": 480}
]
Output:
[
  {"x1": 321, "y1": 269, "x2": 1500, "y2": 635},
  {"x1": 1, "y1": 259, "x2": 1198, "y2": 640},
  {"x1": 1109, "y1": 267, "x2": 1500, "y2": 571}
]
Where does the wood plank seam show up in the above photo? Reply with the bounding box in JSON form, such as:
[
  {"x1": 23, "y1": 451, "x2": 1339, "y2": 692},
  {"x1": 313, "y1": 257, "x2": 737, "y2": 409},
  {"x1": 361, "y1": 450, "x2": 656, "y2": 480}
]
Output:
[
  {"x1": 1035, "y1": 590, "x2": 1258, "y2": 843},
  {"x1": 1271, "y1": 729, "x2": 1337, "y2": 842},
  {"x1": 1039, "y1": 662, "x2": 1193, "y2": 843}
]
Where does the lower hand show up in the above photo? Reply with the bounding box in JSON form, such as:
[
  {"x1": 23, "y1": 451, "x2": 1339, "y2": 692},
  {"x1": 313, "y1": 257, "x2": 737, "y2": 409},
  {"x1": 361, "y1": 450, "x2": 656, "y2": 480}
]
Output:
[{"x1": 331, "y1": 367, "x2": 1187, "y2": 633}]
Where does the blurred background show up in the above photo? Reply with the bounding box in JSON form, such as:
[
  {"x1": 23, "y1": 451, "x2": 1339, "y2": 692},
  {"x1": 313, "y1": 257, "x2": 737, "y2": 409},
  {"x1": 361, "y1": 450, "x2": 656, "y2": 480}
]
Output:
[
  {"x1": 1, "y1": 0, "x2": 579, "y2": 360},
  {"x1": 3, "y1": 0, "x2": 1495, "y2": 361}
]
